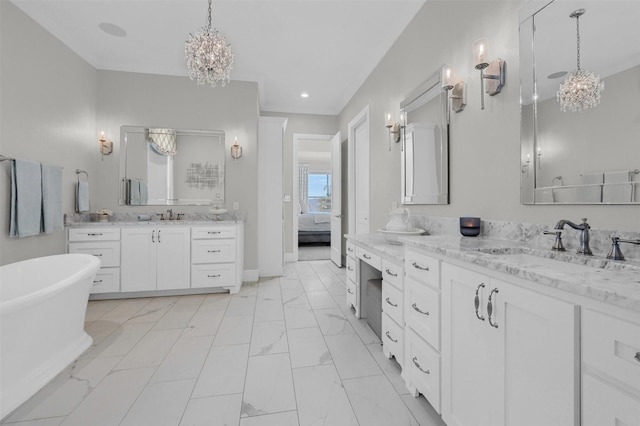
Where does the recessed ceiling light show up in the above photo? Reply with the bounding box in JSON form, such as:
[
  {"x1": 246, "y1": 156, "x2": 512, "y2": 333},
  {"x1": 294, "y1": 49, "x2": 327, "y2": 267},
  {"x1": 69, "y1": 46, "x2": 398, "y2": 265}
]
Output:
[
  {"x1": 300, "y1": 92, "x2": 309, "y2": 98},
  {"x1": 99, "y1": 22, "x2": 127, "y2": 37},
  {"x1": 547, "y1": 71, "x2": 568, "y2": 79}
]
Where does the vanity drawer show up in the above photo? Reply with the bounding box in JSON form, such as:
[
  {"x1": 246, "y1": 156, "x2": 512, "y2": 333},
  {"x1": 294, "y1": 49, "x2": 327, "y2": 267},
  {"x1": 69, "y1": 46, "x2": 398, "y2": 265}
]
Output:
[
  {"x1": 582, "y1": 373, "x2": 640, "y2": 426},
  {"x1": 405, "y1": 276, "x2": 440, "y2": 351},
  {"x1": 382, "y1": 259, "x2": 403, "y2": 291},
  {"x1": 191, "y1": 264, "x2": 236, "y2": 288},
  {"x1": 406, "y1": 328, "x2": 441, "y2": 412},
  {"x1": 382, "y1": 312, "x2": 404, "y2": 365},
  {"x1": 68, "y1": 241, "x2": 120, "y2": 268},
  {"x1": 356, "y1": 246, "x2": 381, "y2": 270},
  {"x1": 346, "y1": 256, "x2": 356, "y2": 282},
  {"x1": 69, "y1": 227, "x2": 120, "y2": 242},
  {"x1": 405, "y1": 248, "x2": 440, "y2": 289},
  {"x1": 346, "y1": 279, "x2": 357, "y2": 309},
  {"x1": 192, "y1": 226, "x2": 236, "y2": 240},
  {"x1": 382, "y1": 281, "x2": 403, "y2": 326},
  {"x1": 91, "y1": 268, "x2": 120, "y2": 294},
  {"x1": 192, "y1": 239, "x2": 236, "y2": 264},
  {"x1": 346, "y1": 241, "x2": 356, "y2": 259},
  {"x1": 582, "y1": 309, "x2": 640, "y2": 391}
]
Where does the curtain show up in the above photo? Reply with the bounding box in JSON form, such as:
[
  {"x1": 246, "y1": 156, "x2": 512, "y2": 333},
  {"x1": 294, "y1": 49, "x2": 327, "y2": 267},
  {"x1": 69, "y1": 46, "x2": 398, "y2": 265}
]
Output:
[{"x1": 299, "y1": 163, "x2": 309, "y2": 212}]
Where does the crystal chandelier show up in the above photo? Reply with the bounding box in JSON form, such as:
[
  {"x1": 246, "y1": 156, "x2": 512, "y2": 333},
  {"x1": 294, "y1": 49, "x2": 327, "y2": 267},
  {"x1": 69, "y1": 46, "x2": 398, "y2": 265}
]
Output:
[
  {"x1": 557, "y1": 9, "x2": 603, "y2": 112},
  {"x1": 185, "y1": 0, "x2": 234, "y2": 87}
]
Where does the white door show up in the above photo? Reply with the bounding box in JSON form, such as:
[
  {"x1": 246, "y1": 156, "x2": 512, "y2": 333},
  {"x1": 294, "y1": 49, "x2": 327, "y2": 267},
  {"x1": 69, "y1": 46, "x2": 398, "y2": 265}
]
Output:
[
  {"x1": 330, "y1": 131, "x2": 342, "y2": 266},
  {"x1": 348, "y1": 106, "x2": 370, "y2": 236},
  {"x1": 156, "y1": 227, "x2": 190, "y2": 290}
]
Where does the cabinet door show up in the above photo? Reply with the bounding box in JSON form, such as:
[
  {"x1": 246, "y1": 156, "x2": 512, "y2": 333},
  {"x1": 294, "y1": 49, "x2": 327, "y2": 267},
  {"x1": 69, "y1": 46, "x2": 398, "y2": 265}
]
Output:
[
  {"x1": 156, "y1": 227, "x2": 190, "y2": 290},
  {"x1": 442, "y1": 263, "x2": 496, "y2": 426},
  {"x1": 497, "y1": 278, "x2": 578, "y2": 426},
  {"x1": 121, "y1": 228, "x2": 156, "y2": 292}
]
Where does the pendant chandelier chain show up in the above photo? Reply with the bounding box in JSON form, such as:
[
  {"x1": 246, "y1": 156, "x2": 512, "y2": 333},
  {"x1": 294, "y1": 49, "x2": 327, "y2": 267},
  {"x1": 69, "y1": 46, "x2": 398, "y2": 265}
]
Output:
[
  {"x1": 207, "y1": 0, "x2": 212, "y2": 31},
  {"x1": 575, "y1": 14, "x2": 581, "y2": 71}
]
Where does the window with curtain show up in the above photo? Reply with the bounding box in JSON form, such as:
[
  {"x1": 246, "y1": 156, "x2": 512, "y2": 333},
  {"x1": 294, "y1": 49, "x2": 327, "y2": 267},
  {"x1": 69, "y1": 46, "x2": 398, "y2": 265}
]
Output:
[{"x1": 308, "y1": 172, "x2": 331, "y2": 212}]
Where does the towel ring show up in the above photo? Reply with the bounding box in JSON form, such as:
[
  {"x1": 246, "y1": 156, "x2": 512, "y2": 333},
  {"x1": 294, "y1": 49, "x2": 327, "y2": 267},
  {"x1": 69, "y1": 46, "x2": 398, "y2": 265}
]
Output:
[{"x1": 76, "y1": 169, "x2": 89, "y2": 182}]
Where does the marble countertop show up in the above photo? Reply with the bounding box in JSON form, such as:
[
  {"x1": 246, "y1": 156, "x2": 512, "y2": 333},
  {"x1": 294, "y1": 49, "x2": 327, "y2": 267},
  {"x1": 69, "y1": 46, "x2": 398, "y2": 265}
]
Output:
[
  {"x1": 346, "y1": 233, "x2": 404, "y2": 264},
  {"x1": 347, "y1": 233, "x2": 640, "y2": 312},
  {"x1": 65, "y1": 211, "x2": 245, "y2": 226}
]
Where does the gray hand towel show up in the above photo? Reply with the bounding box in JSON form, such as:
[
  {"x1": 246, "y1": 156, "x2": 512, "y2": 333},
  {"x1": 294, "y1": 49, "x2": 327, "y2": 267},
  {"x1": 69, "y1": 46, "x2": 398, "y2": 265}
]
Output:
[
  {"x1": 41, "y1": 163, "x2": 63, "y2": 233},
  {"x1": 76, "y1": 181, "x2": 90, "y2": 212},
  {"x1": 10, "y1": 159, "x2": 43, "y2": 238}
]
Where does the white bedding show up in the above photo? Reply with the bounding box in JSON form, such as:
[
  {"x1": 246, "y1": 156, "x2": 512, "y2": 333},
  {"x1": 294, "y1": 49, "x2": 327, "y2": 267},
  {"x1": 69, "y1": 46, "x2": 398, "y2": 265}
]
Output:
[{"x1": 298, "y1": 212, "x2": 331, "y2": 232}]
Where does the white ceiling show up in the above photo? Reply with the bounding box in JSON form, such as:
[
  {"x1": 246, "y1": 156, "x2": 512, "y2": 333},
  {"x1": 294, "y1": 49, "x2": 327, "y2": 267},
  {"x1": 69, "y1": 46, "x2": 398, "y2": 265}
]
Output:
[{"x1": 11, "y1": 0, "x2": 425, "y2": 115}]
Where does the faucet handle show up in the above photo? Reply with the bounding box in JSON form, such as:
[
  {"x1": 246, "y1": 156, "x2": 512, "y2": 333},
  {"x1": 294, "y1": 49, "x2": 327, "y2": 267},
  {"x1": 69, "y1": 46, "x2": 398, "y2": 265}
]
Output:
[
  {"x1": 607, "y1": 236, "x2": 625, "y2": 261},
  {"x1": 544, "y1": 229, "x2": 565, "y2": 251}
]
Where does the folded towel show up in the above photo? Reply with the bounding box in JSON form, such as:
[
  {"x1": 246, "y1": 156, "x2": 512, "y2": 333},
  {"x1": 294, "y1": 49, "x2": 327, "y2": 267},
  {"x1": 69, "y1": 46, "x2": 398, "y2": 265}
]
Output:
[
  {"x1": 10, "y1": 159, "x2": 43, "y2": 238},
  {"x1": 130, "y1": 179, "x2": 141, "y2": 205},
  {"x1": 602, "y1": 183, "x2": 632, "y2": 203},
  {"x1": 314, "y1": 213, "x2": 331, "y2": 224},
  {"x1": 604, "y1": 171, "x2": 630, "y2": 184},
  {"x1": 541, "y1": 188, "x2": 555, "y2": 203},
  {"x1": 76, "y1": 181, "x2": 90, "y2": 212},
  {"x1": 576, "y1": 185, "x2": 601, "y2": 203},
  {"x1": 41, "y1": 164, "x2": 63, "y2": 233}
]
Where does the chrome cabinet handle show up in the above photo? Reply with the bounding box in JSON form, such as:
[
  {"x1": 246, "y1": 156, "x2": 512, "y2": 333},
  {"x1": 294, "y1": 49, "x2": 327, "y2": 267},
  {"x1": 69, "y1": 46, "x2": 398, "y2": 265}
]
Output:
[
  {"x1": 208, "y1": 231, "x2": 221, "y2": 234},
  {"x1": 487, "y1": 288, "x2": 499, "y2": 328},
  {"x1": 93, "y1": 279, "x2": 103, "y2": 284},
  {"x1": 385, "y1": 331, "x2": 398, "y2": 343},
  {"x1": 474, "y1": 283, "x2": 486, "y2": 321},
  {"x1": 347, "y1": 288, "x2": 354, "y2": 294},
  {"x1": 208, "y1": 249, "x2": 221, "y2": 253},
  {"x1": 88, "y1": 233, "x2": 103, "y2": 236},
  {"x1": 92, "y1": 254, "x2": 102, "y2": 257},
  {"x1": 385, "y1": 268, "x2": 398, "y2": 277},
  {"x1": 412, "y1": 357, "x2": 430, "y2": 374},
  {"x1": 158, "y1": 229, "x2": 161, "y2": 243},
  {"x1": 385, "y1": 297, "x2": 398, "y2": 307},
  {"x1": 412, "y1": 303, "x2": 429, "y2": 316},
  {"x1": 207, "y1": 274, "x2": 221, "y2": 278},
  {"x1": 151, "y1": 230, "x2": 155, "y2": 243},
  {"x1": 363, "y1": 253, "x2": 371, "y2": 260},
  {"x1": 635, "y1": 352, "x2": 640, "y2": 363},
  {"x1": 412, "y1": 262, "x2": 429, "y2": 271}
]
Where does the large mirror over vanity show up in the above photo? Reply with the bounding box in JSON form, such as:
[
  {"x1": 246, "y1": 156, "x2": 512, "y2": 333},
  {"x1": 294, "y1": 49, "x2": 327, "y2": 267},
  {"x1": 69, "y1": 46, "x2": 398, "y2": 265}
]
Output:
[
  {"x1": 119, "y1": 126, "x2": 226, "y2": 206},
  {"x1": 520, "y1": 0, "x2": 640, "y2": 204},
  {"x1": 400, "y1": 71, "x2": 449, "y2": 205}
]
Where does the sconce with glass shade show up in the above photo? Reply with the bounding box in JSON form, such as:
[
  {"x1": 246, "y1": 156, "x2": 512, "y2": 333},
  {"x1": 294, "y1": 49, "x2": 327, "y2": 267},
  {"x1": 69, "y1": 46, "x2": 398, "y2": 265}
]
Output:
[
  {"x1": 99, "y1": 131, "x2": 113, "y2": 158},
  {"x1": 472, "y1": 38, "x2": 506, "y2": 109},
  {"x1": 385, "y1": 112, "x2": 403, "y2": 150},
  {"x1": 230, "y1": 136, "x2": 242, "y2": 159},
  {"x1": 441, "y1": 65, "x2": 466, "y2": 116}
]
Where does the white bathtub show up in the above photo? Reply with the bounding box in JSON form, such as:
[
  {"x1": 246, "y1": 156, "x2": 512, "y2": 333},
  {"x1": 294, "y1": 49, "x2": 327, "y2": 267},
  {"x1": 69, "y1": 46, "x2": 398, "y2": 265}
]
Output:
[{"x1": 0, "y1": 254, "x2": 100, "y2": 419}]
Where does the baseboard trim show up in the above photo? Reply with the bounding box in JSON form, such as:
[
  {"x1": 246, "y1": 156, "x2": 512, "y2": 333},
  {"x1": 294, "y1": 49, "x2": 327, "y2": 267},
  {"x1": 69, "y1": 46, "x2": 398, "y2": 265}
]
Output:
[
  {"x1": 284, "y1": 252, "x2": 297, "y2": 263},
  {"x1": 243, "y1": 269, "x2": 259, "y2": 282}
]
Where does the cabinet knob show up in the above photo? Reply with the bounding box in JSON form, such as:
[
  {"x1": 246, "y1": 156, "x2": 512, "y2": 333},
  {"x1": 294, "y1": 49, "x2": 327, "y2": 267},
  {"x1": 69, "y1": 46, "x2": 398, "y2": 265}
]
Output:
[
  {"x1": 385, "y1": 331, "x2": 398, "y2": 343},
  {"x1": 412, "y1": 357, "x2": 430, "y2": 374},
  {"x1": 474, "y1": 283, "x2": 486, "y2": 321},
  {"x1": 363, "y1": 253, "x2": 371, "y2": 260}
]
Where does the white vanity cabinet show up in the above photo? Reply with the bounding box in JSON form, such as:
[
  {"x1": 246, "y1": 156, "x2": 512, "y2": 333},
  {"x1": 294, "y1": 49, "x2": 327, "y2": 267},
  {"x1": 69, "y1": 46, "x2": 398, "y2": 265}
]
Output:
[
  {"x1": 441, "y1": 262, "x2": 579, "y2": 426},
  {"x1": 402, "y1": 248, "x2": 442, "y2": 413},
  {"x1": 191, "y1": 225, "x2": 243, "y2": 293},
  {"x1": 381, "y1": 258, "x2": 404, "y2": 367},
  {"x1": 120, "y1": 227, "x2": 191, "y2": 292},
  {"x1": 68, "y1": 227, "x2": 121, "y2": 293},
  {"x1": 346, "y1": 240, "x2": 358, "y2": 314},
  {"x1": 581, "y1": 309, "x2": 640, "y2": 426}
]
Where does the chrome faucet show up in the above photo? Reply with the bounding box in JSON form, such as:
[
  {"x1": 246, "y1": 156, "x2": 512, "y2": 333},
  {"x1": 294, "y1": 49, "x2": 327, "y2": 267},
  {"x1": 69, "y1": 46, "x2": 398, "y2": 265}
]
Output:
[
  {"x1": 165, "y1": 209, "x2": 174, "y2": 220},
  {"x1": 550, "y1": 218, "x2": 593, "y2": 255},
  {"x1": 607, "y1": 236, "x2": 640, "y2": 261}
]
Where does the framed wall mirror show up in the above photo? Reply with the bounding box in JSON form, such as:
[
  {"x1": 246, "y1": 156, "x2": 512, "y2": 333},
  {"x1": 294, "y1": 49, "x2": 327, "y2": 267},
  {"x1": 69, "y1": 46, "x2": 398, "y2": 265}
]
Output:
[
  {"x1": 119, "y1": 126, "x2": 225, "y2": 206},
  {"x1": 400, "y1": 71, "x2": 449, "y2": 205},
  {"x1": 520, "y1": 0, "x2": 640, "y2": 204}
]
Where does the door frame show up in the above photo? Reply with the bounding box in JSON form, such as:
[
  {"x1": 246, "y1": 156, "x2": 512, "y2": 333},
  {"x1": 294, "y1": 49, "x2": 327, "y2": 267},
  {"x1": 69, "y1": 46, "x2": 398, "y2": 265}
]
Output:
[
  {"x1": 348, "y1": 105, "x2": 370, "y2": 235},
  {"x1": 292, "y1": 132, "x2": 333, "y2": 262}
]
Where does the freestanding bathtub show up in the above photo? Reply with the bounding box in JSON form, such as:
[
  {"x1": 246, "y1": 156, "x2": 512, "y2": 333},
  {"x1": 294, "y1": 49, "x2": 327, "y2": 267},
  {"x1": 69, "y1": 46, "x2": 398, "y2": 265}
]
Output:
[{"x1": 0, "y1": 253, "x2": 100, "y2": 419}]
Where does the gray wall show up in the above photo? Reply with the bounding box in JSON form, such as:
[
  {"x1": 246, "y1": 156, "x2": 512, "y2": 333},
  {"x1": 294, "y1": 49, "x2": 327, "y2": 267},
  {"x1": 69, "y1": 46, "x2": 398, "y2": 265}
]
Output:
[
  {"x1": 0, "y1": 2, "x2": 97, "y2": 265},
  {"x1": 338, "y1": 0, "x2": 640, "y2": 233}
]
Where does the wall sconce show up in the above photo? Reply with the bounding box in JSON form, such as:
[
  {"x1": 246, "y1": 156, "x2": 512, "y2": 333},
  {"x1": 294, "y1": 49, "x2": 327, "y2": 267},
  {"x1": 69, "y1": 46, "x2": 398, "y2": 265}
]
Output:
[
  {"x1": 99, "y1": 131, "x2": 113, "y2": 158},
  {"x1": 472, "y1": 38, "x2": 506, "y2": 110},
  {"x1": 230, "y1": 136, "x2": 242, "y2": 160},
  {"x1": 536, "y1": 147, "x2": 542, "y2": 169},
  {"x1": 441, "y1": 65, "x2": 466, "y2": 119},
  {"x1": 385, "y1": 112, "x2": 403, "y2": 151}
]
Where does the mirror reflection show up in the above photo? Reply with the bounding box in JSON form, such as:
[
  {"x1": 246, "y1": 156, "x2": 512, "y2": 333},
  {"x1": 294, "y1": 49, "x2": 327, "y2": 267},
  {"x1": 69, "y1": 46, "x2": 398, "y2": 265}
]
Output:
[
  {"x1": 520, "y1": 0, "x2": 640, "y2": 204},
  {"x1": 119, "y1": 126, "x2": 225, "y2": 206},
  {"x1": 400, "y1": 71, "x2": 449, "y2": 205}
]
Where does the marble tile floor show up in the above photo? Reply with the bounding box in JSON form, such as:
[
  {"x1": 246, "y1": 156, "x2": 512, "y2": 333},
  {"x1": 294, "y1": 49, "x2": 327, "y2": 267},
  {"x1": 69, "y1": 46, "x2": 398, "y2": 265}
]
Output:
[{"x1": 2, "y1": 260, "x2": 445, "y2": 426}]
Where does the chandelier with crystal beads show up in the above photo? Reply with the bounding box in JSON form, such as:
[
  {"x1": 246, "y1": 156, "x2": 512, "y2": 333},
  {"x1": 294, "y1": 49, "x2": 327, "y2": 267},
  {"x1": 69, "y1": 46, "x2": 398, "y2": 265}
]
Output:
[
  {"x1": 557, "y1": 9, "x2": 603, "y2": 112},
  {"x1": 185, "y1": 0, "x2": 234, "y2": 87}
]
